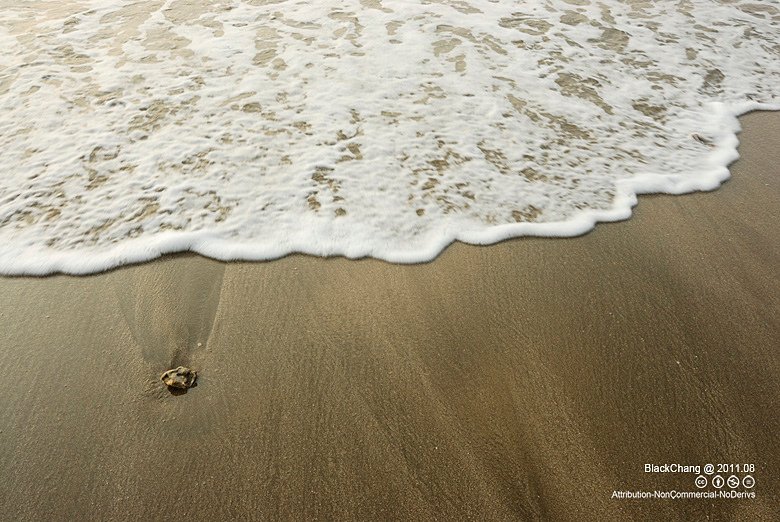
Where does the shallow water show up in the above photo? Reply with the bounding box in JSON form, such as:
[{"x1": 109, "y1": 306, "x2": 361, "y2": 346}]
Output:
[{"x1": 1, "y1": 0, "x2": 778, "y2": 273}]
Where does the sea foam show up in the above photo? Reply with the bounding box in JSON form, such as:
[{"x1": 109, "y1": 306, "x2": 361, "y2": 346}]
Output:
[{"x1": 0, "y1": 0, "x2": 778, "y2": 274}]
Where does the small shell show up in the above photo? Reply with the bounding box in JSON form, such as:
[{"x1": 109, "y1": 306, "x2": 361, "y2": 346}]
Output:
[{"x1": 161, "y1": 366, "x2": 197, "y2": 389}]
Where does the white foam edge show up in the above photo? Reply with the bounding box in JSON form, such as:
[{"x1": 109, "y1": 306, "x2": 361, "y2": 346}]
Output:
[{"x1": 1, "y1": 101, "x2": 777, "y2": 276}]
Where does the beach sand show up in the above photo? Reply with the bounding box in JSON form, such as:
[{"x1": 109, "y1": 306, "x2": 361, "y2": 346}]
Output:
[{"x1": 0, "y1": 112, "x2": 778, "y2": 520}]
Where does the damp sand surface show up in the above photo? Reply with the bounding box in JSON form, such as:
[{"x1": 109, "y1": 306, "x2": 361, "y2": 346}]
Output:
[{"x1": 0, "y1": 112, "x2": 778, "y2": 520}]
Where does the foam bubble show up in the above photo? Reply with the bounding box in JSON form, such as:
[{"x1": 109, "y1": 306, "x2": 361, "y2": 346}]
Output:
[{"x1": 0, "y1": 1, "x2": 778, "y2": 274}]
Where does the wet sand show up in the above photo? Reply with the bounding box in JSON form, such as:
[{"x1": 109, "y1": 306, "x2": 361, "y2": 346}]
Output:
[{"x1": 0, "y1": 112, "x2": 778, "y2": 520}]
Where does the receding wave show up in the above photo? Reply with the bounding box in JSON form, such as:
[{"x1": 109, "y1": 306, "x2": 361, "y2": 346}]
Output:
[{"x1": 0, "y1": 0, "x2": 778, "y2": 274}]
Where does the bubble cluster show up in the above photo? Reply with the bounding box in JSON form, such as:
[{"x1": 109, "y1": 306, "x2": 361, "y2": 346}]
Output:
[{"x1": 0, "y1": 1, "x2": 778, "y2": 273}]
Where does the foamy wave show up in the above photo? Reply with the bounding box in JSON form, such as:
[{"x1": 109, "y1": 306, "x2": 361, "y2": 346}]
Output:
[{"x1": 1, "y1": 1, "x2": 778, "y2": 274}]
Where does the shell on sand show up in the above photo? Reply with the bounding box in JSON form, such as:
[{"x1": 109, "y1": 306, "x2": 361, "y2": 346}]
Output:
[{"x1": 161, "y1": 366, "x2": 197, "y2": 389}]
